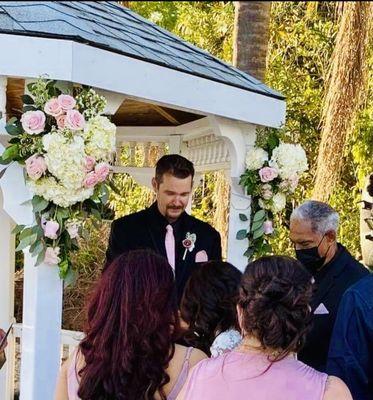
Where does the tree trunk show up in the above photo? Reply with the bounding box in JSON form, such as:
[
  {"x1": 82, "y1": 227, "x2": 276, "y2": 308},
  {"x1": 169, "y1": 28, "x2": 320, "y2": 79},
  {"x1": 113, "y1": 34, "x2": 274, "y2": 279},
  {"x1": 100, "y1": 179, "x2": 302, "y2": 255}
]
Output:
[
  {"x1": 118, "y1": 1, "x2": 129, "y2": 8},
  {"x1": 233, "y1": 1, "x2": 271, "y2": 80},
  {"x1": 312, "y1": 2, "x2": 373, "y2": 201}
]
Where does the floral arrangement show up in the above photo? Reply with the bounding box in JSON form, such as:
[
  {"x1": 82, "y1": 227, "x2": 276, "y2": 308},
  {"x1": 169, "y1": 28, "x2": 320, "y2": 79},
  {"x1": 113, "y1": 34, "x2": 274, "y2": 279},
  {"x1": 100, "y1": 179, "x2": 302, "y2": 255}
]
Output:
[
  {"x1": 238, "y1": 128, "x2": 308, "y2": 259},
  {"x1": 0, "y1": 79, "x2": 116, "y2": 280}
]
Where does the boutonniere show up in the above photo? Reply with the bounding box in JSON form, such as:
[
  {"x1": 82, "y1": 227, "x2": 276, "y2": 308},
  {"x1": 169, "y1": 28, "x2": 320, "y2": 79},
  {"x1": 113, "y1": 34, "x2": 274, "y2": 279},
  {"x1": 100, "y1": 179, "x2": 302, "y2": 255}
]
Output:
[{"x1": 182, "y1": 232, "x2": 196, "y2": 260}]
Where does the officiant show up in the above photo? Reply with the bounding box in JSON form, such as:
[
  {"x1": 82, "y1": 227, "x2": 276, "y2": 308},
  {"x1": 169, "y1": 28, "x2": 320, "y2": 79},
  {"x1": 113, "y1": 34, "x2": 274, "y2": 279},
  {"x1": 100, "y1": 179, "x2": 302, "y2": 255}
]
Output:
[
  {"x1": 289, "y1": 200, "x2": 369, "y2": 372},
  {"x1": 105, "y1": 154, "x2": 222, "y2": 302}
]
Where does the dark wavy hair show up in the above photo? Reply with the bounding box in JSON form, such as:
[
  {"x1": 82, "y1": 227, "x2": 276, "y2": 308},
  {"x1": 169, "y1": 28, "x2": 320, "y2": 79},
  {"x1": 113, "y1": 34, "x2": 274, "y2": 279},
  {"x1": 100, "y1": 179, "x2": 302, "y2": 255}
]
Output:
[
  {"x1": 238, "y1": 256, "x2": 313, "y2": 361},
  {"x1": 180, "y1": 261, "x2": 242, "y2": 355},
  {"x1": 77, "y1": 250, "x2": 180, "y2": 400}
]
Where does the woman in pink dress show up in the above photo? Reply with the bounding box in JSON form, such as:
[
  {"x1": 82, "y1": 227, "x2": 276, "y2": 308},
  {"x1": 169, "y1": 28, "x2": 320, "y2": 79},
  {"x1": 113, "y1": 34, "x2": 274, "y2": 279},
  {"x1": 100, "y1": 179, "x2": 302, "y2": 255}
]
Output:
[
  {"x1": 177, "y1": 256, "x2": 352, "y2": 400},
  {"x1": 55, "y1": 250, "x2": 206, "y2": 400}
]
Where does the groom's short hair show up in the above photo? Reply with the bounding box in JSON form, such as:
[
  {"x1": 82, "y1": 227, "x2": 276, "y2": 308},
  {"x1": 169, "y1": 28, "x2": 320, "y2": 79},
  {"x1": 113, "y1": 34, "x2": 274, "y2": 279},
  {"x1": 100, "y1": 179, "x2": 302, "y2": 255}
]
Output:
[{"x1": 155, "y1": 154, "x2": 194, "y2": 183}]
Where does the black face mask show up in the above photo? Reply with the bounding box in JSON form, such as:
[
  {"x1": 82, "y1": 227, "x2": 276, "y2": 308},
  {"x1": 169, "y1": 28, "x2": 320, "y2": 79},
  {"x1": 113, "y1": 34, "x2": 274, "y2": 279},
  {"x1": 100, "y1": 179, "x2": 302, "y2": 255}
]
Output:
[{"x1": 295, "y1": 236, "x2": 327, "y2": 275}]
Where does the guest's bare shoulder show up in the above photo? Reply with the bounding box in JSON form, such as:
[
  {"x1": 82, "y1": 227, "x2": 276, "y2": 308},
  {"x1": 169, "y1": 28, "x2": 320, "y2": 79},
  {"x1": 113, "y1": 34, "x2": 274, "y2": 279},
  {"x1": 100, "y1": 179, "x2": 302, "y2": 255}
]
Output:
[
  {"x1": 189, "y1": 347, "x2": 208, "y2": 367},
  {"x1": 323, "y1": 376, "x2": 352, "y2": 400}
]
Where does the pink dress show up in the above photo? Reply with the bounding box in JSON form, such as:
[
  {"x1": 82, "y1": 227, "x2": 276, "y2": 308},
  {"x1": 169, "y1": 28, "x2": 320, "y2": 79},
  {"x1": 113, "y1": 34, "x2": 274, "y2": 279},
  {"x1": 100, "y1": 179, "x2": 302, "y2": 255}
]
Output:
[
  {"x1": 182, "y1": 350, "x2": 328, "y2": 400},
  {"x1": 67, "y1": 347, "x2": 193, "y2": 400}
]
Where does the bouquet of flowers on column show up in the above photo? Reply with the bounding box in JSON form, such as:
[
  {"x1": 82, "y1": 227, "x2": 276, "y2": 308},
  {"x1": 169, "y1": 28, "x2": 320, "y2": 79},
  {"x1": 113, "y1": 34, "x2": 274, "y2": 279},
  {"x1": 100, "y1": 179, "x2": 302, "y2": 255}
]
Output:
[
  {"x1": 238, "y1": 129, "x2": 308, "y2": 259},
  {"x1": 0, "y1": 79, "x2": 116, "y2": 280}
]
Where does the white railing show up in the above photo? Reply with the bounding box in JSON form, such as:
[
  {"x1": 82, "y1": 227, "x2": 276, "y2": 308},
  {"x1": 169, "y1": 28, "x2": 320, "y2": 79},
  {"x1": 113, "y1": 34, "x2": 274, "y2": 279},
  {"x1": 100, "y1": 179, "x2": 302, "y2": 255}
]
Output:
[{"x1": 3, "y1": 323, "x2": 83, "y2": 399}]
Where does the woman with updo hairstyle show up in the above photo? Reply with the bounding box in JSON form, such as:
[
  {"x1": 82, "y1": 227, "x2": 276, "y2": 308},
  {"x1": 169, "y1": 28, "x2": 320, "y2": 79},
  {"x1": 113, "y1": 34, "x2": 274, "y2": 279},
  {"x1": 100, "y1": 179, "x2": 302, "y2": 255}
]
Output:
[
  {"x1": 180, "y1": 261, "x2": 242, "y2": 357},
  {"x1": 55, "y1": 250, "x2": 206, "y2": 400},
  {"x1": 177, "y1": 256, "x2": 352, "y2": 400}
]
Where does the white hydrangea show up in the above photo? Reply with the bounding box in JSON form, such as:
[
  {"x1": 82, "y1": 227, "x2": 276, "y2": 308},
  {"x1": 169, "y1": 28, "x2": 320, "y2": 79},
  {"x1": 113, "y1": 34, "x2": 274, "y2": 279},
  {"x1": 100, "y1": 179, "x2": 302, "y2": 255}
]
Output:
[
  {"x1": 84, "y1": 116, "x2": 116, "y2": 162},
  {"x1": 271, "y1": 192, "x2": 287, "y2": 213},
  {"x1": 42, "y1": 131, "x2": 86, "y2": 190},
  {"x1": 245, "y1": 147, "x2": 268, "y2": 171},
  {"x1": 269, "y1": 143, "x2": 308, "y2": 179},
  {"x1": 28, "y1": 176, "x2": 94, "y2": 208}
]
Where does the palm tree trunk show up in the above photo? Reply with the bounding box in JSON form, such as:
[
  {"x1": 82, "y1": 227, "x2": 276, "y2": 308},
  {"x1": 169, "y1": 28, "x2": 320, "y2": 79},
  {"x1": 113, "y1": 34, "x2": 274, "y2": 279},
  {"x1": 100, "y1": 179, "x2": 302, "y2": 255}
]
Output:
[
  {"x1": 118, "y1": 1, "x2": 129, "y2": 8},
  {"x1": 312, "y1": 2, "x2": 373, "y2": 201},
  {"x1": 233, "y1": 1, "x2": 271, "y2": 80}
]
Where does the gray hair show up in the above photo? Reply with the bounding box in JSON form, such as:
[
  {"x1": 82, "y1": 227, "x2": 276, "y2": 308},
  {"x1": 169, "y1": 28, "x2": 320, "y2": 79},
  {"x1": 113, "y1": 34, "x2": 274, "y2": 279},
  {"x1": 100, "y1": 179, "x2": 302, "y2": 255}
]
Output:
[{"x1": 290, "y1": 200, "x2": 339, "y2": 234}]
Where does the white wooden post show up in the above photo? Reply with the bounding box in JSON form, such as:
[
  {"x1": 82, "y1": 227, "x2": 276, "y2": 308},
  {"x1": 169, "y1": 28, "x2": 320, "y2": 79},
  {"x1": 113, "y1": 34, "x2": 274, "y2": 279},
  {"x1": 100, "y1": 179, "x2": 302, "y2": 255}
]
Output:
[
  {"x1": 210, "y1": 117, "x2": 256, "y2": 271},
  {"x1": 0, "y1": 192, "x2": 16, "y2": 400},
  {"x1": 0, "y1": 75, "x2": 16, "y2": 400},
  {"x1": 20, "y1": 253, "x2": 63, "y2": 400},
  {"x1": 0, "y1": 161, "x2": 63, "y2": 400}
]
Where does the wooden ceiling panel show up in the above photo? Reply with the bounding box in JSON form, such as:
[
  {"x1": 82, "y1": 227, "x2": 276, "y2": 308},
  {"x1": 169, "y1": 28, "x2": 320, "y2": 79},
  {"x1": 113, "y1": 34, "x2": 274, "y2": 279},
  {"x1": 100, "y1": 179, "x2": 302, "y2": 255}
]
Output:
[
  {"x1": 6, "y1": 78, "x2": 25, "y2": 119},
  {"x1": 4, "y1": 79, "x2": 203, "y2": 126}
]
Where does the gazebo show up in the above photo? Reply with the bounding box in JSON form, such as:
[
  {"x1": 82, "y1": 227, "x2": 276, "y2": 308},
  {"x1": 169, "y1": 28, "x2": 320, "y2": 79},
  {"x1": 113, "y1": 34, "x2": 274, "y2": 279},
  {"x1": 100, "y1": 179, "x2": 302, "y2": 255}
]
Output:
[{"x1": 0, "y1": 2, "x2": 285, "y2": 399}]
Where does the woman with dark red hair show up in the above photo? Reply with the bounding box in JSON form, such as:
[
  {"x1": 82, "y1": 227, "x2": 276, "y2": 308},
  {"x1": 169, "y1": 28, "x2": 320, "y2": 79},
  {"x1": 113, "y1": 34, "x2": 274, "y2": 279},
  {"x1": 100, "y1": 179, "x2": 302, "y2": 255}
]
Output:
[{"x1": 55, "y1": 249, "x2": 206, "y2": 400}]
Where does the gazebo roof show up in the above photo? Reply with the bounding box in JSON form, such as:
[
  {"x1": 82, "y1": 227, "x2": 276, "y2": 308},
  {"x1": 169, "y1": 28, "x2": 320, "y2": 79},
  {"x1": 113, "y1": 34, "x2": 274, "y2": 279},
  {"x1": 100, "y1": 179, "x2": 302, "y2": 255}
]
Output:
[{"x1": 0, "y1": 1, "x2": 283, "y2": 101}]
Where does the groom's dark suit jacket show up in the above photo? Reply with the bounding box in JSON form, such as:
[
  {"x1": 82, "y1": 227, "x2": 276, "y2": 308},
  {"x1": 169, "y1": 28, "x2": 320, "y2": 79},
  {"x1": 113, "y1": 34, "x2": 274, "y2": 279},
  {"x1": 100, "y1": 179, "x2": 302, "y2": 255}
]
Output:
[{"x1": 106, "y1": 202, "x2": 222, "y2": 302}]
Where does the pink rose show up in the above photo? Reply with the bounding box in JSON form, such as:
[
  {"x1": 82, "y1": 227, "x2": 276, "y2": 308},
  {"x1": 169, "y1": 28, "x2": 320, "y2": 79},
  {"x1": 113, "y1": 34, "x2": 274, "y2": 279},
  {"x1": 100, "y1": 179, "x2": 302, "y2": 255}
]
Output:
[
  {"x1": 66, "y1": 222, "x2": 80, "y2": 239},
  {"x1": 65, "y1": 109, "x2": 85, "y2": 131},
  {"x1": 43, "y1": 220, "x2": 60, "y2": 239},
  {"x1": 259, "y1": 167, "x2": 278, "y2": 183},
  {"x1": 288, "y1": 174, "x2": 299, "y2": 192},
  {"x1": 84, "y1": 156, "x2": 96, "y2": 172},
  {"x1": 44, "y1": 98, "x2": 63, "y2": 117},
  {"x1": 95, "y1": 162, "x2": 110, "y2": 182},
  {"x1": 21, "y1": 110, "x2": 46, "y2": 135},
  {"x1": 56, "y1": 114, "x2": 67, "y2": 129},
  {"x1": 83, "y1": 172, "x2": 99, "y2": 188},
  {"x1": 25, "y1": 155, "x2": 47, "y2": 180},
  {"x1": 44, "y1": 246, "x2": 61, "y2": 265},
  {"x1": 263, "y1": 220, "x2": 274, "y2": 235},
  {"x1": 57, "y1": 94, "x2": 76, "y2": 111}
]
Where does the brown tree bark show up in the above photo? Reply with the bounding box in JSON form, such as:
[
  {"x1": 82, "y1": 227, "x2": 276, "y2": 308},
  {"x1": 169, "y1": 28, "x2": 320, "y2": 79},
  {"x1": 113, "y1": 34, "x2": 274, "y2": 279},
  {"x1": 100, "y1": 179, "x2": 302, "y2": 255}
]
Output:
[
  {"x1": 233, "y1": 1, "x2": 271, "y2": 81},
  {"x1": 118, "y1": 1, "x2": 129, "y2": 8},
  {"x1": 312, "y1": 2, "x2": 373, "y2": 201}
]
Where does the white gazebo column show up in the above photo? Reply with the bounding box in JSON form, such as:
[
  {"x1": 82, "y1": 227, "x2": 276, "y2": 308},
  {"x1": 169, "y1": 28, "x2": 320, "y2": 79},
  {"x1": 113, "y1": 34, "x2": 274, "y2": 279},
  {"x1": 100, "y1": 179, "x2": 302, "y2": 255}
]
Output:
[
  {"x1": 0, "y1": 161, "x2": 63, "y2": 400},
  {"x1": 0, "y1": 75, "x2": 16, "y2": 400},
  {"x1": 20, "y1": 253, "x2": 63, "y2": 400},
  {"x1": 0, "y1": 193, "x2": 16, "y2": 399},
  {"x1": 210, "y1": 116, "x2": 256, "y2": 271}
]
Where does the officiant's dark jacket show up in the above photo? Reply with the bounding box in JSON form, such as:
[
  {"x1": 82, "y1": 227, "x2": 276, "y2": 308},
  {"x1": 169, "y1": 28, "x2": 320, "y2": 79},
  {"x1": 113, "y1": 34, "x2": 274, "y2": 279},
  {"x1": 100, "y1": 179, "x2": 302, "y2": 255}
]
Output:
[
  {"x1": 298, "y1": 244, "x2": 369, "y2": 372},
  {"x1": 105, "y1": 202, "x2": 222, "y2": 302}
]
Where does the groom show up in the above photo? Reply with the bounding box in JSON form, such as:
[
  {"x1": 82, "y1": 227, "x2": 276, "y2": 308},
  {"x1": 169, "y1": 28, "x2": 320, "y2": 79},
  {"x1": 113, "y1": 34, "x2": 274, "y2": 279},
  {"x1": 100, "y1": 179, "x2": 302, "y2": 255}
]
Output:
[{"x1": 105, "y1": 154, "x2": 222, "y2": 302}]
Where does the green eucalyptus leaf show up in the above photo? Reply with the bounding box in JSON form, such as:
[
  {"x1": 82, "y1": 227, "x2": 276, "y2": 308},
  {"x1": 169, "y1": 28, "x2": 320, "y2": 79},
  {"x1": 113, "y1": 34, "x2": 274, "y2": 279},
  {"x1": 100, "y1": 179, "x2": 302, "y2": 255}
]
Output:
[
  {"x1": 239, "y1": 213, "x2": 248, "y2": 221},
  {"x1": 19, "y1": 227, "x2": 33, "y2": 241},
  {"x1": 23, "y1": 105, "x2": 37, "y2": 112},
  {"x1": 15, "y1": 233, "x2": 37, "y2": 251},
  {"x1": 253, "y1": 227, "x2": 265, "y2": 240},
  {"x1": 5, "y1": 123, "x2": 22, "y2": 136},
  {"x1": 63, "y1": 268, "x2": 77, "y2": 287},
  {"x1": 35, "y1": 248, "x2": 46, "y2": 266},
  {"x1": 1, "y1": 144, "x2": 19, "y2": 161},
  {"x1": 12, "y1": 224, "x2": 25, "y2": 235},
  {"x1": 30, "y1": 240, "x2": 44, "y2": 256},
  {"x1": 252, "y1": 209, "x2": 266, "y2": 223},
  {"x1": 21, "y1": 94, "x2": 35, "y2": 105},
  {"x1": 59, "y1": 259, "x2": 69, "y2": 279},
  {"x1": 251, "y1": 220, "x2": 264, "y2": 232},
  {"x1": 32, "y1": 196, "x2": 49, "y2": 213},
  {"x1": 236, "y1": 229, "x2": 247, "y2": 240},
  {"x1": 243, "y1": 248, "x2": 254, "y2": 259}
]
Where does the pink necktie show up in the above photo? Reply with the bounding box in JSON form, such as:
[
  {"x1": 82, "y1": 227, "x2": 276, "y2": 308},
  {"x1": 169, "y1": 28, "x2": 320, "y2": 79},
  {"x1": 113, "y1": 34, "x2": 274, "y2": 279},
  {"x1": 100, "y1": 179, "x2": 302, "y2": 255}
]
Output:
[{"x1": 165, "y1": 224, "x2": 175, "y2": 270}]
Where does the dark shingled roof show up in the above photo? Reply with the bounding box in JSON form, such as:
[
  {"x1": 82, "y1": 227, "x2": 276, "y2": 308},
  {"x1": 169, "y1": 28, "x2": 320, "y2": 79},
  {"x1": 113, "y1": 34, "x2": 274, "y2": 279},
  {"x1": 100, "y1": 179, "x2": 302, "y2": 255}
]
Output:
[{"x1": 0, "y1": 1, "x2": 284, "y2": 100}]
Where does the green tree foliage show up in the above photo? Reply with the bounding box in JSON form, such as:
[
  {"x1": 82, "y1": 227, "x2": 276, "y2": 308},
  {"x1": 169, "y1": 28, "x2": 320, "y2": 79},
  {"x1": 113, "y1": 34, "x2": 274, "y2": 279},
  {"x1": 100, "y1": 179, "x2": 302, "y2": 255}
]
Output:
[
  {"x1": 113, "y1": 1, "x2": 372, "y2": 257},
  {"x1": 267, "y1": 2, "x2": 373, "y2": 258}
]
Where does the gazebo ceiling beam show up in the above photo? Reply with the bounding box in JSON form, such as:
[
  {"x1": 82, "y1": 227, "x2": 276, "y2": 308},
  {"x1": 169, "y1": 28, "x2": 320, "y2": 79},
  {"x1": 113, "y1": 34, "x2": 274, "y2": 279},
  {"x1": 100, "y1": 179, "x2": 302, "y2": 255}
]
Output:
[{"x1": 150, "y1": 105, "x2": 180, "y2": 125}]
